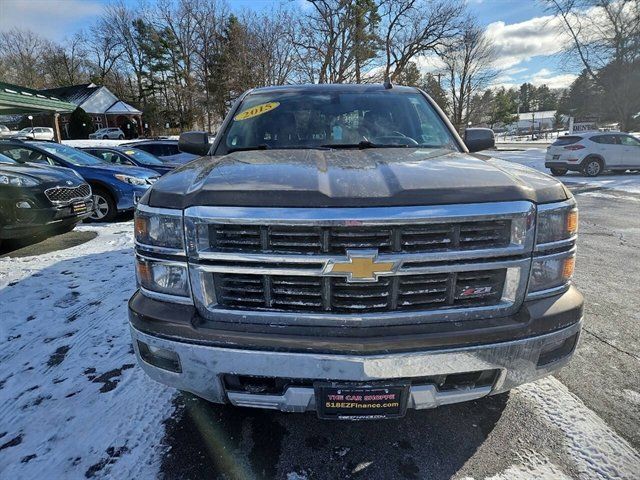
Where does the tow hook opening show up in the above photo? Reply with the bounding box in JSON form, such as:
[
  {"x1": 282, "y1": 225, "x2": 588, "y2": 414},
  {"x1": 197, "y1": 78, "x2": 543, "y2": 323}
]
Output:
[
  {"x1": 537, "y1": 332, "x2": 579, "y2": 367},
  {"x1": 137, "y1": 340, "x2": 182, "y2": 373}
]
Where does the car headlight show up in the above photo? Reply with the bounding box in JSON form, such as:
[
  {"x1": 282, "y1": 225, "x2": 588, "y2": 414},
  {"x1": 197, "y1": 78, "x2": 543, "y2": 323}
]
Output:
[
  {"x1": 528, "y1": 199, "x2": 578, "y2": 297},
  {"x1": 114, "y1": 173, "x2": 148, "y2": 186},
  {"x1": 0, "y1": 173, "x2": 40, "y2": 187},
  {"x1": 134, "y1": 206, "x2": 184, "y2": 251},
  {"x1": 536, "y1": 200, "x2": 578, "y2": 245},
  {"x1": 136, "y1": 256, "x2": 190, "y2": 298}
]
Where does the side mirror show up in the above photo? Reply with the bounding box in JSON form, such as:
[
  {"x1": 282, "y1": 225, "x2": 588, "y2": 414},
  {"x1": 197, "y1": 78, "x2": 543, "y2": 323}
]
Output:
[
  {"x1": 178, "y1": 131, "x2": 211, "y2": 156},
  {"x1": 464, "y1": 128, "x2": 495, "y2": 153}
]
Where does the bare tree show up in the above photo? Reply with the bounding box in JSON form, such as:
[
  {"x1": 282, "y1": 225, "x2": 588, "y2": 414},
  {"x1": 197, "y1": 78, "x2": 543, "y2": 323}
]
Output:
[
  {"x1": 0, "y1": 28, "x2": 50, "y2": 88},
  {"x1": 81, "y1": 20, "x2": 124, "y2": 83},
  {"x1": 42, "y1": 35, "x2": 89, "y2": 86},
  {"x1": 379, "y1": 0, "x2": 463, "y2": 81},
  {"x1": 441, "y1": 19, "x2": 498, "y2": 131},
  {"x1": 545, "y1": 0, "x2": 640, "y2": 130}
]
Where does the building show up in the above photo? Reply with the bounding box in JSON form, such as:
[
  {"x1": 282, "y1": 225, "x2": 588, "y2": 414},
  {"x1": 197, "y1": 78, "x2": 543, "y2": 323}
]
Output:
[
  {"x1": 40, "y1": 83, "x2": 143, "y2": 138},
  {"x1": 0, "y1": 81, "x2": 76, "y2": 141}
]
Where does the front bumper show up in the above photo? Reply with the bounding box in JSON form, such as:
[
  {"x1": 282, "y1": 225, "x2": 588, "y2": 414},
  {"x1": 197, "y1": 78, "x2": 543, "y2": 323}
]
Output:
[
  {"x1": 115, "y1": 185, "x2": 150, "y2": 211},
  {"x1": 0, "y1": 198, "x2": 93, "y2": 239},
  {"x1": 129, "y1": 288, "x2": 583, "y2": 411}
]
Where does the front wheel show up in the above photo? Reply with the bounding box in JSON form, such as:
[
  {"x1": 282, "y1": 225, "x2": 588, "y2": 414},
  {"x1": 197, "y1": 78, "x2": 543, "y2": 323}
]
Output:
[
  {"x1": 118, "y1": 135, "x2": 124, "y2": 140},
  {"x1": 582, "y1": 157, "x2": 603, "y2": 177},
  {"x1": 550, "y1": 167, "x2": 567, "y2": 176},
  {"x1": 90, "y1": 188, "x2": 116, "y2": 222}
]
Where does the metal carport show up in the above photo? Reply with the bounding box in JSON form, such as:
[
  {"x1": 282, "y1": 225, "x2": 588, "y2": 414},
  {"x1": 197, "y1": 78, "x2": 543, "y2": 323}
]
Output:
[{"x1": 0, "y1": 81, "x2": 77, "y2": 142}]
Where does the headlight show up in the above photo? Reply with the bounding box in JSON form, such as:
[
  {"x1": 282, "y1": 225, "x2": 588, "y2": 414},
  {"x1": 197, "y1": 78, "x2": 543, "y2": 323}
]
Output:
[
  {"x1": 134, "y1": 207, "x2": 184, "y2": 251},
  {"x1": 528, "y1": 251, "x2": 576, "y2": 293},
  {"x1": 536, "y1": 200, "x2": 578, "y2": 245},
  {"x1": 136, "y1": 256, "x2": 190, "y2": 298},
  {"x1": 0, "y1": 173, "x2": 40, "y2": 187},
  {"x1": 115, "y1": 173, "x2": 148, "y2": 186}
]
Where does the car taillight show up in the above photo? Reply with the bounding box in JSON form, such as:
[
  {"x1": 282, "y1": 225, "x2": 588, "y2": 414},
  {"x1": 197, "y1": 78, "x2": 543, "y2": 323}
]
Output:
[{"x1": 563, "y1": 145, "x2": 585, "y2": 150}]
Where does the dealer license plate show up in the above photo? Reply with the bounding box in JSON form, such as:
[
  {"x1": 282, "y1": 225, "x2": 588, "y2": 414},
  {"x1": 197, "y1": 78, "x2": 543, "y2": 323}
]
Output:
[
  {"x1": 315, "y1": 383, "x2": 409, "y2": 420},
  {"x1": 72, "y1": 202, "x2": 87, "y2": 214}
]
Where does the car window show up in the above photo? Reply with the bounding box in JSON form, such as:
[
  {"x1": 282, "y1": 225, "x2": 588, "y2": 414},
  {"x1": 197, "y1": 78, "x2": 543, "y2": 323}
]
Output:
[
  {"x1": 553, "y1": 136, "x2": 583, "y2": 146},
  {"x1": 217, "y1": 90, "x2": 458, "y2": 154},
  {"x1": 123, "y1": 148, "x2": 164, "y2": 165},
  {"x1": 0, "y1": 153, "x2": 17, "y2": 164},
  {"x1": 35, "y1": 142, "x2": 106, "y2": 166},
  {"x1": 165, "y1": 144, "x2": 180, "y2": 155},
  {"x1": 619, "y1": 135, "x2": 640, "y2": 147},
  {"x1": 590, "y1": 135, "x2": 618, "y2": 145},
  {"x1": 0, "y1": 146, "x2": 51, "y2": 164}
]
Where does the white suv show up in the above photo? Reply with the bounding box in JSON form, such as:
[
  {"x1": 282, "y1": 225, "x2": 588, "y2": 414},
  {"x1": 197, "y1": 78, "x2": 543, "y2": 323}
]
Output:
[
  {"x1": 545, "y1": 132, "x2": 640, "y2": 177},
  {"x1": 11, "y1": 127, "x2": 55, "y2": 141}
]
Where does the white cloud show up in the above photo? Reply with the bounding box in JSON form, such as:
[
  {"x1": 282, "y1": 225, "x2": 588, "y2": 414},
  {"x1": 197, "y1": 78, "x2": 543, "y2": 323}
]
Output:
[
  {"x1": 484, "y1": 15, "x2": 570, "y2": 70},
  {"x1": 0, "y1": 0, "x2": 104, "y2": 40}
]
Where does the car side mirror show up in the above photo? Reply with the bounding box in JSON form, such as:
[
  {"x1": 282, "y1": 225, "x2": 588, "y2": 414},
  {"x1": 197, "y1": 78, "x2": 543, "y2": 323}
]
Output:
[
  {"x1": 178, "y1": 131, "x2": 211, "y2": 156},
  {"x1": 464, "y1": 128, "x2": 495, "y2": 153}
]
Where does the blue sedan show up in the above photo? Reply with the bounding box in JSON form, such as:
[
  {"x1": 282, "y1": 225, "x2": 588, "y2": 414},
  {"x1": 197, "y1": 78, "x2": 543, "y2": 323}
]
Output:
[{"x1": 0, "y1": 140, "x2": 159, "y2": 221}]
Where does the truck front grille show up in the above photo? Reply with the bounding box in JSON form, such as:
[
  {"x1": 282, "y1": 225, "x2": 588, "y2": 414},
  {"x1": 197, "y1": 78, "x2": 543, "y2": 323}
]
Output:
[
  {"x1": 186, "y1": 202, "x2": 535, "y2": 325},
  {"x1": 209, "y1": 220, "x2": 511, "y2": 255},
  {"x1": 213, "y1": 269, "x2": 506, "y2": 313},
  {"x1": 45, "y1": 184, "x2": 91, "y2": 204}
]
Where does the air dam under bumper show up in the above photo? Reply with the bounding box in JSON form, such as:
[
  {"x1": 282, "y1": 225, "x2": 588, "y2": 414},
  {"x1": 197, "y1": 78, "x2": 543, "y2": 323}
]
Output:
[{"x1": 130, "y1": 320, "x2": 582, "y2": 411}]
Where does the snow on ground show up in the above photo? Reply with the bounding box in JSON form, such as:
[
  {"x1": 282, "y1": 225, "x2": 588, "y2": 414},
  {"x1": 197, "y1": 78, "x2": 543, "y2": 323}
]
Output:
[
  {"x1": 490, "y1": 148, "x2": 640, "y2": 194},
  {"x1": 63, "y1": 139, "x2": 142, "y2": 148},
  {"x1": 0, "y1": 223, "x2": 175, "y2": 479}
]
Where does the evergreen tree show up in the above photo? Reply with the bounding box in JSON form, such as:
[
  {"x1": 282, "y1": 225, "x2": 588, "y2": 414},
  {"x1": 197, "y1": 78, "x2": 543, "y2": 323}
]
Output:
[{"x1": 67, "y1": 107, "x2": 94, "y2": 139}]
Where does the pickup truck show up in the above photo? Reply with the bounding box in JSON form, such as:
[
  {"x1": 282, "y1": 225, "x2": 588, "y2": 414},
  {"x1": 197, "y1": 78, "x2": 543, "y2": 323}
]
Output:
[{"x1": 129, "y1": 84, "x2": 582, "y2": 420}]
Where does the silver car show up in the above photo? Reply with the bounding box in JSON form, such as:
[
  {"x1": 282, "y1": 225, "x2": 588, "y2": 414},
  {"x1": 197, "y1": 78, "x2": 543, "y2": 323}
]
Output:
[{"x1": 89, "y1": 128, "x2": 125, "y2": 140}]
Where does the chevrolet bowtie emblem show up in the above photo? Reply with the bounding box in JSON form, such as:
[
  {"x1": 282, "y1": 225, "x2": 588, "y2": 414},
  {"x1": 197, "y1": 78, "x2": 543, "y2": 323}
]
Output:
[{"x1": 322, "y1": 250, "x2": 398, "y2": 283}]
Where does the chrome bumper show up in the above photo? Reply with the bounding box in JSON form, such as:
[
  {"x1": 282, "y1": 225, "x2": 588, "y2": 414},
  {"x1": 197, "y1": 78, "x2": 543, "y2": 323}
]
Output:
[{"x1": 130, "y1": 320, "x2": 581, "y2": 412}]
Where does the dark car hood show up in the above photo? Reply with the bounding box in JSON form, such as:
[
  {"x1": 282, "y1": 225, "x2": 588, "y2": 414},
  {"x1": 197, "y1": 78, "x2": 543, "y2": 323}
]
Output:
[
  {"x1": 147, "y1": 148, "x2": 569, "y2": 209},
  {"x1": 2, "y1": 162, "x2": 85, "y2": 187}
]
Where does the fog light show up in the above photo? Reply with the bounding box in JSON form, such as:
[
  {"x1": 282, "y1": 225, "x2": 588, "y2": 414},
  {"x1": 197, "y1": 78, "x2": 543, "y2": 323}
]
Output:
[
  {"x1": 137, "y1": 340, "x2": 181, "y2": 373},
  {"x1": 16, "y1": 201, "x2": 32, "y2": 209}
]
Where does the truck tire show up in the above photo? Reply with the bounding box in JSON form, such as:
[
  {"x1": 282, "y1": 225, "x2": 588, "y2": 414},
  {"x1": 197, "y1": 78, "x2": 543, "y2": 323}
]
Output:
[
  {"x1": 90, "y1": 187, "x2": 117, "y2": 222},
  {"x1": 550, "y1": 167, "x2": 567, "y2": 176},
  {"x1": 582, "y1": 157, "x2": 603, "y2": 177}
]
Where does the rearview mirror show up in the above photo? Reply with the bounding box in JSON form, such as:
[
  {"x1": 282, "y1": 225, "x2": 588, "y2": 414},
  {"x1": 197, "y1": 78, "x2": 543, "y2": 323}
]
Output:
[
  {"x1": 464, "y1": 128, "x2": 495, "y2": 153},
  {"x1": 178, "y1": 131, "x2": 211, "y2": 156}
]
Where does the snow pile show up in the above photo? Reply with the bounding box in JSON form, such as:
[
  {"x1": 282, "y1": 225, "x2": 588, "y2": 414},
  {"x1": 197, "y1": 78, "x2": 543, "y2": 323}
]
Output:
[
  {"x1": 0, "y1": 223, "x2": 175, "y2": 479},
  {"x1": 520, "y1": 377, "x2": 640, "y2": 479}
]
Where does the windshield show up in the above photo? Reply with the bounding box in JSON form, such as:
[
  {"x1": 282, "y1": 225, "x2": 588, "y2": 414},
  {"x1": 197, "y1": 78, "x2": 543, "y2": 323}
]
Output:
[
  {"x1": 36, "y1": 143, "x2": 107, "y2": 166},
  {"x1": 216, "y1": 90, "x2": 459, "y2": 154},
  {"x1": 19, "y1": 128, "x2": 33, "y2": 133},
  {"x1": 122, "y1": 148, "x2": 164, "y2": 165},
  {"x1": 0, "y1": 153, "x2": 17, "y2": 164}
]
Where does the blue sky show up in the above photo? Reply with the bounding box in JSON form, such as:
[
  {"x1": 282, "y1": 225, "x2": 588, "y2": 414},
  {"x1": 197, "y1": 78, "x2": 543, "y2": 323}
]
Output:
[{"x1": 0, "y1": 0, "x2": 582, "y2": 89}]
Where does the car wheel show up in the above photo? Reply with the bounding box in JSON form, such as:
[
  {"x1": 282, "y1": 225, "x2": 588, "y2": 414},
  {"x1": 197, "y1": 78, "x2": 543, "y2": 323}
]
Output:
[
  {"x1": 582, "y1": 157, "x2": 603, "y2": 177},
  {"x1": 550, "y1": 167, "x2": 568, "y2": 176},
  {"x1": 102, "y1": 135, "x2": 108, "y2": 140},
  {"x1": 118, "y1": 135, "x2": 124, "y2": 140},
  {"x1": 90, "y1": 188, "x2": 116, "y2": 222}
]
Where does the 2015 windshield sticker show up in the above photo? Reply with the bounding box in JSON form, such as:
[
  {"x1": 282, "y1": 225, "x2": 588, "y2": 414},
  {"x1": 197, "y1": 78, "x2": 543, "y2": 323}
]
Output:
[{"x1": 234, "y1": 102, "x2": 280, "y2": 121}]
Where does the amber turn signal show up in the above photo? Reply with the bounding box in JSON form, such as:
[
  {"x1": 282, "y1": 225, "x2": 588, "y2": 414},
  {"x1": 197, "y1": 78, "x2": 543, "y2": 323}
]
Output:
[
  {"x1": 562, "y1": 257, "x2": 575, "y2": 280},
  {"x1": 566, "y1": 210, "x2": 578, "y2": 236}
]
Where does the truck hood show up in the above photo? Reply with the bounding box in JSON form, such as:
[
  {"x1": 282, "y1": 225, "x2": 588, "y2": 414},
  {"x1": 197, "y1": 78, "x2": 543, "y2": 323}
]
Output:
[{"x1": 147, "y1": 148, "x2": 570, "y2": 209}]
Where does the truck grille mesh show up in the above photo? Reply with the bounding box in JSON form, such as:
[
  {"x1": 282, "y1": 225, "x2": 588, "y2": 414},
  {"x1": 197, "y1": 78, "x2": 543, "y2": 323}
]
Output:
[
  {"x1": 212, "y1": 269, "x2": 506, "y2": 313},
  {"x1": 208, "y1": 220, "x2": 511, "y2": 255},
  {"x1": 45, "y1": 184, "x2": 91, "y2": 204}
]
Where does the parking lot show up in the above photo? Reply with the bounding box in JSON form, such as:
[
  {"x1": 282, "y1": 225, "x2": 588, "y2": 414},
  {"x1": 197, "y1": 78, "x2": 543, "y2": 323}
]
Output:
[{"x1": 1, "y1": 149, "x2": 639, "y2": 479}]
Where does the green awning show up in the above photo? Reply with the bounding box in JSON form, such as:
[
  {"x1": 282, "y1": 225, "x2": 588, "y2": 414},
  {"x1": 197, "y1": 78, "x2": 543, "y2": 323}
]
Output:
[{"x1": 0, "y1": 81, "x2": 76, "y2": 114}]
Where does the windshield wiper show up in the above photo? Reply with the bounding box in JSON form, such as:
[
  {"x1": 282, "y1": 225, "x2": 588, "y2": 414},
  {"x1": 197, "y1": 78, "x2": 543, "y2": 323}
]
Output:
[{"x1": 321, "y1": 141, "x2": 411, "y2": 149}]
